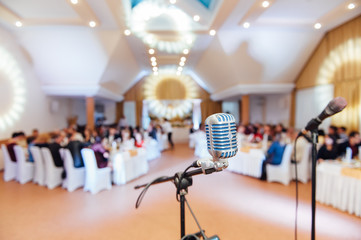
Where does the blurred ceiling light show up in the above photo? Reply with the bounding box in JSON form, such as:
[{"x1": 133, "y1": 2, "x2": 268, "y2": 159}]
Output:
[
  {"x1": 149, "y1": 49, "x2": 155, "y2": 54},
  {"x1": 176, "y1": 71, "x2": 181, "y2": 76},
  {"x1": 153, "y1": 67, "x2": 158, "y2": 72},
  {"x1": 262, "y1": 1, "x2": 270, "y2": 8},
  {"x1": 15, "y1": 21, "x2": 22, "y2": 27},
  {"x1": 154, "y1": 71, "x2": 159, "y2": 75},
  {"x1": 124, "y1": 29, "x2": 131, "y2": 36},
  {"x1": 243, "y1": 22, "x2": 250, "y2": 29},
  {"x1": 151, "y1": 57, "x2": 156, "y2": 62},
  {"x1": 178, "y1": 66, "x2": 183, "y2": 71},
  {"x1": 209, "y1": 29, "x2": 216, "y2": 36},
  {"x1": 179, "y1": 61, "x2": 185, "y2": 66},
  {"x1": 180, "y1": 57, "x2": 186, "y2": 62},
  {"x1": 347, "y1": 3, "x2": 356, "y2": 9},
  {"x1": 193, "y1": 15, "x2": 200, "y2": 22},
  {"x1": 170, "y1": 0, "x2": 176, "y2": 4},
  {"x1": 183, "y1": 49, "x2": 189, "y2": 54},
  {"x1": 151, "y1": 61, "x2": 157, "y2": 66},
  {"x1": 89, "y1": 21, "x2": 96, "y2": 28},
  {"x1": 314, "y1": 23, "x2": 322, "y2": 29},
  {"x1": 70, "y1": 0, "x2": 78, "y2": 4}
]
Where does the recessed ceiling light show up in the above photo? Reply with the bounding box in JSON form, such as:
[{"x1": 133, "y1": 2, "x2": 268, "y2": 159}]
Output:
[
  {"x1": 153, "y1": 67, "x2": 158, "y2": 72},
  {"x1": 150, "y1": 57, "x2": 156, "y2": 62},
  {"x1": 347, "y1": 3, "x2": 356, "y2": 9},
  {"x1": 151, "y1": 61, "x2": 157, "y2": 66},
  {"x1": 178, "y1": 67, "x2": 183, "y2": 71},
  {"x1": 149, "y1": 49, "x2": 155, "y2": 54},
  {"x1": 183, "y1": 49, "x2": 189, "y2": 55},
  {"x1": 170, "y1": 0, "x2": 176, "y2": 4},
  {"x1": 176, "y1": 71, "x2": 181, "y2": 76},
  {"x1": 193, "y1": 15, "x2": 200, "y2": 22},
  {"x1": 314, "y1": 23, "x2": 322, "y2": 29},
  {"x1": 124, "y1": 29, "x2": 131, "y2": 36},
  {"x1": 15, "y1": 21, "x2": 22, "y2": 27},
  {"x1": 180, "y1": 57, "x2": 186, "y2": 62},
  {"x1": 70, "y1": 0, "x2": 78, "y2": 4},
  {"x1": 262, "y1": 1, "x2": 270, "y2": 8},
  {"x1": 154, "y1": 71, "x2": 159, "y2": 76},
  {"x1": 243, "y1": 22, "x2": 250, "y2": 29},
  {"x1": 89, "y1": 21, "x2": 96, "y2": 28},
  {"x1": 179, "y1": 61, "x2": 185, "y2": 66},
  {"x1": 209, "y1": 29, "x2": 216, "y2": 36}
]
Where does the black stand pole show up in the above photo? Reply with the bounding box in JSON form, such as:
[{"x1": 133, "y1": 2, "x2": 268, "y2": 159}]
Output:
[
  {"x1": 135, "y1": 168, "x2": 217, "y2": 239},
  {"x1": 310, "y1": 130, "x2": 318, "y2": 240}
]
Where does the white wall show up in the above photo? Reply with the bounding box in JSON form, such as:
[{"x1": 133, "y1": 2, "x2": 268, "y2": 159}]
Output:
[
  {"x1": 0, "y1": 28, "x2": 71, "y2": 139},
  {"x1": 222, "y1": 101, "x2": 240, "y2": 124},
  {"x1": 249, "y1": 94, "x2": 291, "y2": 126},
  {"x1": 295, "y1": 84, "x2": 334, "y2": 131}
]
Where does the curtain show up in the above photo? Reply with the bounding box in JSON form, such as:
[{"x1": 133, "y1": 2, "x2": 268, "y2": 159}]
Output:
[{"x1": 332, "y1": 79, "x2": 361, "y2": 131}]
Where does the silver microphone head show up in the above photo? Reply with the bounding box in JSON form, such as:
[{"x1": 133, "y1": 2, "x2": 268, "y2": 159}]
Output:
[{"x1": 205, "y1": 113, "x2": 238, "y2": 169}]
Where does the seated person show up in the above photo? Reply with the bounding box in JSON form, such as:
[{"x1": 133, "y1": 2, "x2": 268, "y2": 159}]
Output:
[
  {"x1": 91, "y1": 136, "x2": 110, "y2": 168},
  {"x1": 337, "y1": 131, "x2": 361, "y2": 159},
  {"x1": 317, "y1": 134, "x2": 339, "y2": 162},
  {"x1": 7, "y1": 132, "x2": 25, "y2": 162},
  {"x1": 66, "y1": 132, "x2": 90, "y2": 168},
  {"x1": 260, "y1": 136, "x2": 287, "y2": 180},
  {"x1": 48, "y1": 133, "x2": 64, "y2": 168},
  {"x1": 28, "y1": 133, "x2": 51, "y2": 162}
]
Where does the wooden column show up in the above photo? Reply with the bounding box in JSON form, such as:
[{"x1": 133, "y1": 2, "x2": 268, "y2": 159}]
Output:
[
  {"x1": 241, "y1": 95, "x2": 250, "y2": 125},
  {"x1": 86, "y1": 97, "x2": 95, "y2": 130},
  {"x1": 289, "y1": 90, "x2": 296, "y2": 127}
]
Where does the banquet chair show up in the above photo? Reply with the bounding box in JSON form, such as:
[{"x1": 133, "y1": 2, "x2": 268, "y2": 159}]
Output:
[
  {"x1": 291, "y1": 143, "x2": 312, "y2": 183},
  {"x1": 30, "y1": 146, "x2": 45, "y2": 186},
  {"x1": 1, "y1": 144, "x2": 17, "y2": 182},
  {"x1": 40, "y1": 147, "x2": 63, "y2": 189},
  {"x1": 61, "y1": 148, "x2": 85, "y2": 192},
  {"x1": 14, "y1": 145, "x2": 34, "y2": 184},
  {"x1": 266, "y1": 144, "x2": 293, "y2": 185},
  {"x1": 81, "y1": 148, "x2": 112, "y2": 194}
]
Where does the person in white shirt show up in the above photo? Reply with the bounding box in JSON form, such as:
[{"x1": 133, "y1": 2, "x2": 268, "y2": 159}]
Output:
[{"x1": 162, "y1": 118, "x2": 174, "y2": 149}]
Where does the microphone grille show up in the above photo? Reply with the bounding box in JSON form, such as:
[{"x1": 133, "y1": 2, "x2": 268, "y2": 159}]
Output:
[{"x1": 205, "y1": 113, "x2": 238, "y2": 159}]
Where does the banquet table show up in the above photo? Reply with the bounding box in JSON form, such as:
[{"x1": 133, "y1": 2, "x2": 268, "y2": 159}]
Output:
[
  {"x1": 111, "y1": 148, "x2": 149, "y2": 185},
  {"x1": 227, "y1": 147, "x2": 265, "y2": 178},
  {"x1": 316, "y1": 160, "x2": 361, "y2": 217}
]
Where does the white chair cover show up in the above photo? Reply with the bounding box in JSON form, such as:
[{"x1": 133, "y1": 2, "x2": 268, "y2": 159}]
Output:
[
  {"x1": 14, "y1": 145, "x2": 34, "y2": 184},
  {"x1": 194, "y1": 131, "x2": 211, "y2": 158},
  {"x1": 61, "y1": 148, "x2": 85, "y2": 192},
  {"x1": 41, "y1": 147, "x2": 63, "y2": 189},
  {"x1": 266, "y1": 144, "x2": 293, "y2": 185},
  {"x1": 291, "y1": 143, "x2": 312, "y2": 183},
  {"x1": 144, "y1": 136, "x2": 161, "y2": 161},
  {"x1": 1, "y1": 144, "x2": 17, "y2": 182},
  {"x1": 30, "y1": 146, "x2": 45, "y2": 186},
  {"x1": 81, "y1": 148, "x2": 112, "y2": 194}
]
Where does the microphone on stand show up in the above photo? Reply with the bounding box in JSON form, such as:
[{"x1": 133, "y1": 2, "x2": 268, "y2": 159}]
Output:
[
  {"x1": 301, "y1": 96, "x2": 347, "y2": 133},
  {"x1": 192, "y1": 113, "x2": 238, "y2": 172}
]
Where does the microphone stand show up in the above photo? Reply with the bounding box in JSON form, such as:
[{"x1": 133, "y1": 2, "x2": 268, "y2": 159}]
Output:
[
  {"x1": 310, "y1": 129, "x2": 318, "y2": 240},
  {"x1": 135, "y1": 167, "x2": 219, "y2": 240}
]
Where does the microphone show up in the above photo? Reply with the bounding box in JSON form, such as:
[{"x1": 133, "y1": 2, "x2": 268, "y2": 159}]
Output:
[
  {"x1": 303, "y1": 97, "x2": 347, "y2": 132},
  {"x1": 193, "y1": 113, "x2": 238, "y2": 171}
]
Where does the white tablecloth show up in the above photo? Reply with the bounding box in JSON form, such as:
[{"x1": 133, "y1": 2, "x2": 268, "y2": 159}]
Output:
[
  {"x1": 111, "y1": 148, "x2": 149, "y2": 185},
  {"x1": 227, "y1": 149, "x2": 265, "y2": 178},
  {"x1": 316, "y1": 161, "x2": 361, "y2": 217}
]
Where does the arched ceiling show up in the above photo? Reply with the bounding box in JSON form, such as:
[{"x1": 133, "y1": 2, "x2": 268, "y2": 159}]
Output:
[{"x1": 0, "y1": 0, "x2": 360, "y2": 101}]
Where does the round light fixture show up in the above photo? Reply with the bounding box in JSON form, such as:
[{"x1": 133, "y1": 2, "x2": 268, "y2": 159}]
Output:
[{"x1": 0, "y1": 47, "x2": 26, "y2": 131}]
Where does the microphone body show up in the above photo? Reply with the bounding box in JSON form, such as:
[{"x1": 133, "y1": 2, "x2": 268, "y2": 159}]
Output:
[
  {"x1": 204, "y1": 113, "x2": 238, "y2": 170},
  {"x1": 303, "y1": 97, "x2": 347, "y2": 132}
]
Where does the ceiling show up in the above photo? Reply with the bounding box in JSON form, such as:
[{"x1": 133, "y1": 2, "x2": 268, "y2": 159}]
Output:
[{"x1": 0, "y1": 0, "x2": 360, "y2": 101}]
